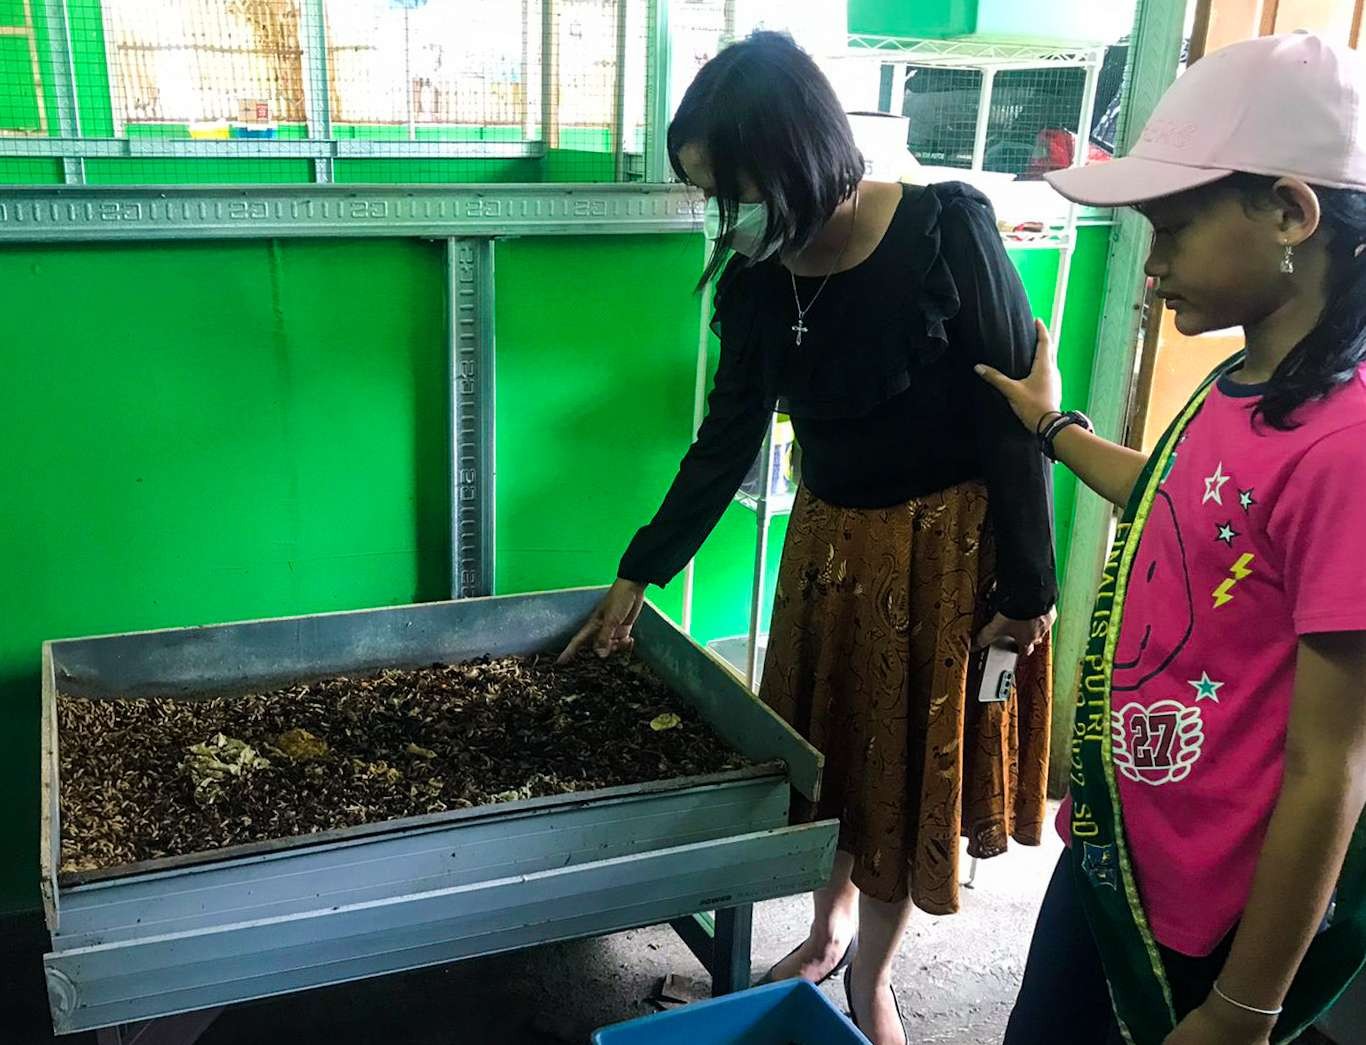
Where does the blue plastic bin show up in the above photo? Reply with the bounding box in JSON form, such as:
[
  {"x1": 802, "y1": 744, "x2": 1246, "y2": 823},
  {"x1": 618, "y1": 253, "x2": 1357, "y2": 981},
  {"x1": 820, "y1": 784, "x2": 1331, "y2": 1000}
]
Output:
[{"x1": 592, "y1": 980, "x2": 871, "y2": 1045}]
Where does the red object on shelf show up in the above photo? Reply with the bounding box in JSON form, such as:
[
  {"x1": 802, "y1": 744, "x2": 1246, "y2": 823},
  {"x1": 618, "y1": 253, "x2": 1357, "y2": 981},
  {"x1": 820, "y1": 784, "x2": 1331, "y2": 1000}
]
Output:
[{"x1": 1022, "y1": 128, "x2": 1112, "y2": 181}]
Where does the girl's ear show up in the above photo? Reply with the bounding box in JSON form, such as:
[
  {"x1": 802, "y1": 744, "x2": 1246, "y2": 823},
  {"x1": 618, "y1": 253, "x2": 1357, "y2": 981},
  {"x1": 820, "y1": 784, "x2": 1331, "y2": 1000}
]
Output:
[{"x1": 1272, "y1": 177, "x2": 1323, "y2": 247}]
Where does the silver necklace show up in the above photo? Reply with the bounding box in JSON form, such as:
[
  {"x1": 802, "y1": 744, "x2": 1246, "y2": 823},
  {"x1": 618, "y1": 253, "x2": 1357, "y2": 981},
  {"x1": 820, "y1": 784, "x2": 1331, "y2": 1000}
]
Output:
[{"x1": 789, "y1": 187, "x2": 860, "y2": 347}]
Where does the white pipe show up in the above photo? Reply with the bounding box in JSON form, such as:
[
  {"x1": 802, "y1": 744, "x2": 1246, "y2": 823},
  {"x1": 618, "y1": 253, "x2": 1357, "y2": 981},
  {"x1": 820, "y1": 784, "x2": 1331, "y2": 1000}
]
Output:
[{"x1": 970, "y1": 68, "x2": 996, "y2": 171}]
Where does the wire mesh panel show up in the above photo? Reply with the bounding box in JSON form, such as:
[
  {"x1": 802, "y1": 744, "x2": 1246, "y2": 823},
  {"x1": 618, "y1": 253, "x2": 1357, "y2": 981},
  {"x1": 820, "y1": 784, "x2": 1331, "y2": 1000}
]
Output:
[
  {"x1": 670, "y1": 0, "x2": 731, "y2": 113},
  {"x1": 106, "y1": 2, "x2": 306, "y2": 128},
  {"x1": 900, "y1": 65, "x2": 982, "y2": 170},
  {"x1": 0, "y1": 0, "x2": 653, "y2": 186},
  {"x1": 897, "y1": 62, "x2": 1097, "y2": 179},
  {"x1": 326, "y1": 0, "x2": 541, "y2": 184},
  {"x1": 984, "y1": 66, "x2": 1092, "y2": 178}
]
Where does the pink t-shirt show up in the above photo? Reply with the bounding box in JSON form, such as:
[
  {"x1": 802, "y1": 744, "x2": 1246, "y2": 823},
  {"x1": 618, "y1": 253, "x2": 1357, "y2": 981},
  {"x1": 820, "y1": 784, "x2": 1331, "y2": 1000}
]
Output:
[{"x1": 1059, "y1": 364, "x2": 1366, "y2": 956}]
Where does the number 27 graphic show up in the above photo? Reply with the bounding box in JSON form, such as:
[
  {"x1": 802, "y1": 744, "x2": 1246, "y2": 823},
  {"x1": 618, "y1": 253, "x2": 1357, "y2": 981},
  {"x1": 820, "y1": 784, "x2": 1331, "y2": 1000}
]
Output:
[{"x1": 1131, "y1": 712, "x2": 1179, "y2": 769}]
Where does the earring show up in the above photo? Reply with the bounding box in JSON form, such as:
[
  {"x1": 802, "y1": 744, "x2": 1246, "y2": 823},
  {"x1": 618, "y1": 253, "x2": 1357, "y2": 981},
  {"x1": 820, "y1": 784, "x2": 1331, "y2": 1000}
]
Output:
[{"x1": 1281, "y1": 244, "x2": 1296, "y2": 275}]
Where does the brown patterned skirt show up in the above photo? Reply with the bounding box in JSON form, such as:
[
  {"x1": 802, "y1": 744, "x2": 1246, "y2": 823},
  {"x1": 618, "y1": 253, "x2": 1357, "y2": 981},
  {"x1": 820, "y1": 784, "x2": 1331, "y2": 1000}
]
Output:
[{"x1": 760, "y1": 481, "x2": 1052, "y2": 914}]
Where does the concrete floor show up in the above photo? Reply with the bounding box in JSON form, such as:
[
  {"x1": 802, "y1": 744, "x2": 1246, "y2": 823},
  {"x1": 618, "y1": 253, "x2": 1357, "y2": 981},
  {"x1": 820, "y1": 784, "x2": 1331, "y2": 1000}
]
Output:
[{"x1": 1, "y1": 836, "x2": 1062, "y2": 1045}]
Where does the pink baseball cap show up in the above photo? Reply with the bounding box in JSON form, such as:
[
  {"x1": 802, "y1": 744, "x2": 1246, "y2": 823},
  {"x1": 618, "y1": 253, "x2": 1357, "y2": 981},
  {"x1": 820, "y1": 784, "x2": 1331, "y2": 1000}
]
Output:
[{"x1": 1047, "y1": 32, "x2": 1366, "y2": 207}]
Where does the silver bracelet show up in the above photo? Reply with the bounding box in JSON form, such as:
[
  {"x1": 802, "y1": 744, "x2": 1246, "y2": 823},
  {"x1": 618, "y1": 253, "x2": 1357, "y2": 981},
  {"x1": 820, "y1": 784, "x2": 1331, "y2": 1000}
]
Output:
[{"x1": 1212, "y1": 981, "x2": 1284, "y2": 1018}]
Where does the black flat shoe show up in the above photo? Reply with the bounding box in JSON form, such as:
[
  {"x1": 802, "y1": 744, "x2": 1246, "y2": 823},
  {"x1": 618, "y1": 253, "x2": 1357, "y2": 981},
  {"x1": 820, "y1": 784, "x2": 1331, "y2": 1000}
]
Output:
[
  {"x1": 755, "y1": 932, "x2": 859, "y2": 986},
  {"x1": 844, "y1": 965, "x2": 908, "y2": 1043}
]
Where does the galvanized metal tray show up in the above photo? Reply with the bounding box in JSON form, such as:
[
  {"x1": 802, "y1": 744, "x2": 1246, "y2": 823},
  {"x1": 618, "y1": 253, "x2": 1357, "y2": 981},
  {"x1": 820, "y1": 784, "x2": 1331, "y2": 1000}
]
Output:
[{"x1": 41, "y1": 589, "x2": 836, "y2": 1034}]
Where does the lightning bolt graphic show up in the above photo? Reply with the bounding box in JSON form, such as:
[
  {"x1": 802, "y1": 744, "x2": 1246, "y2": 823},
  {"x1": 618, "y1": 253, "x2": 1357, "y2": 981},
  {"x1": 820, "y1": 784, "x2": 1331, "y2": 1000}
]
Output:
[{"x1": 1212, "y1": 553, "x2": 1255, "y2": 608}]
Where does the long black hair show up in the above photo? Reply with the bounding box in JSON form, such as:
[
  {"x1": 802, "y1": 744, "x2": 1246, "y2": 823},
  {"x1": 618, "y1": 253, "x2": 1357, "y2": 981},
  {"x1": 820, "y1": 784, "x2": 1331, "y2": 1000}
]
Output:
[
  {"x1": 1227, "y1": 173, "x2": 1366, "y2": 429},
  {"x1": 667, "y1": 31, "x2": 864, "y2": 288}
]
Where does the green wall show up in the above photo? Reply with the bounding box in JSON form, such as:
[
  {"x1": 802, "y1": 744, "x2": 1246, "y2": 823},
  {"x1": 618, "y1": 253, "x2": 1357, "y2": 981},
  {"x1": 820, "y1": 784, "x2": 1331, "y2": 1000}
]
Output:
[
  {"x1": 493, "y1": 234, "x2": 704, "y2": 623},
  {"x1": 0, "y1": 226, "x2": 1109, "y2": 915}
]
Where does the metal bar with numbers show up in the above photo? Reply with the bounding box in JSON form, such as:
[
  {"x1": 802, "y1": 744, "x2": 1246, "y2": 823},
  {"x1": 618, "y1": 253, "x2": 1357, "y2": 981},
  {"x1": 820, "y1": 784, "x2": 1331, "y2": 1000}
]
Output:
[
  {"x1": 0, "y1": 185, "x2": 703, "y2": 243},
  {"x1": 447, "y1": 239, "x2": 496, "y2": 600}
]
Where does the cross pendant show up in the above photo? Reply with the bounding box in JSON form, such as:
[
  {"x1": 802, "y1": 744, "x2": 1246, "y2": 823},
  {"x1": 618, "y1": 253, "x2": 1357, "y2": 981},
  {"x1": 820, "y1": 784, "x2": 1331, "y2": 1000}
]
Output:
[{"x1": 792, "y1": 317, "x2": 809, "y2": 346}]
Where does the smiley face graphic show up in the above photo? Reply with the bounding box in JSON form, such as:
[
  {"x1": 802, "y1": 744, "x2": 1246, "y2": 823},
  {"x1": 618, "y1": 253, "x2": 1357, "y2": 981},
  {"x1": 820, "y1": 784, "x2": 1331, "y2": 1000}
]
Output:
[{"x1": 1112, "y1": 489, "x2": 1194, "y2": 694}]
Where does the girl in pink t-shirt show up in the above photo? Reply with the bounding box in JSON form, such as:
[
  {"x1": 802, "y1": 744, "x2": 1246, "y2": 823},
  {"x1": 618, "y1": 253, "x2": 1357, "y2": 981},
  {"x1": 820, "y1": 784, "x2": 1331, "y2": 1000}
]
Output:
[{"x1": 979, "y1": 34, "x2": 1366, "y2": 1045}]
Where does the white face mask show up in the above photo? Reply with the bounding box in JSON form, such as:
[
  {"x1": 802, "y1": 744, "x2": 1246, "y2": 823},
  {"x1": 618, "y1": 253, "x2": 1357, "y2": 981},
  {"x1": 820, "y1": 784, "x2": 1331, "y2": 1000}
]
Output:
[{"x1": 703, "y1": 196, "x2": 778, "y2": 260}]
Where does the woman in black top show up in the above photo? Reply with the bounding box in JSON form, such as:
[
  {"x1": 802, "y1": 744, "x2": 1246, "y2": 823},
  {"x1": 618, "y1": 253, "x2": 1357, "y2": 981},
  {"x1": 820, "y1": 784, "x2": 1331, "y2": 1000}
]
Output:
[{"x1": 560, "y1": 34, "x2": 1057, "y2": 1045}]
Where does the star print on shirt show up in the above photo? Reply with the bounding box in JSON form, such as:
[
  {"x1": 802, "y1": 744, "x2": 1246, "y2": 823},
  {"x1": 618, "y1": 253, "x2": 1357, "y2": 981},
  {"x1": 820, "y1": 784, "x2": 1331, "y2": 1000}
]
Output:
[
  {"x1": 1189, "y1": 672, "x2": 1225, "y2": 703},
  {"x1": 1239, "y1": 488, "x2": 1256, "y2": 512},
  {"x1": 1215, "y1": 521, "x2": 1239, "y2": 546},
  {"x1": 1203, "y1": 462, "x2": 1231, "y2": 505}
]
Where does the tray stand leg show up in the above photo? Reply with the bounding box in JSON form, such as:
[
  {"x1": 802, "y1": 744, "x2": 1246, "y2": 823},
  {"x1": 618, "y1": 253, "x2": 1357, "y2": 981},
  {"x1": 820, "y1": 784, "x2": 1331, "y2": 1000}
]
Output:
[
  {"x1": 94, "y1": 1008, "x2": 224, "y2": 1045},
  {"x1": 669, "y1": 903, "x2": 754, "y2": 997}
]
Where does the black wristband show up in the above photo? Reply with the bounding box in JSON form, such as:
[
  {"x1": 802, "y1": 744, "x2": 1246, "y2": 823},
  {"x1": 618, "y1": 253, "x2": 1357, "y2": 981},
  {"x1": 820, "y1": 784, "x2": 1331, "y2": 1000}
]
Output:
[
  {"x1": 1040, "y1": 410, "x2": 1093, "y2": 461},
  {"x1": 1035, "y1": 410, "x2": 1064, "y2": 439}
]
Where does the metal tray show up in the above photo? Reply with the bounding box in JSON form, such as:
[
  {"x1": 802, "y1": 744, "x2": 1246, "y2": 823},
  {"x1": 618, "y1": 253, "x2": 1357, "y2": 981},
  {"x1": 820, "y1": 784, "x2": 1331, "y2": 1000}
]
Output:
[{"x1": 40, "y1": 589, "x2": 836, "y2": 1034}]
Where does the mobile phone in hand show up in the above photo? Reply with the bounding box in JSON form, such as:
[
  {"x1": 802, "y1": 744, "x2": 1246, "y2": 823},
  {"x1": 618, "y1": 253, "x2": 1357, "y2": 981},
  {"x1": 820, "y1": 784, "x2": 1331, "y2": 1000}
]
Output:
[{"x1": 977, "y1": 640, "x2": 1020, "y2": 704}]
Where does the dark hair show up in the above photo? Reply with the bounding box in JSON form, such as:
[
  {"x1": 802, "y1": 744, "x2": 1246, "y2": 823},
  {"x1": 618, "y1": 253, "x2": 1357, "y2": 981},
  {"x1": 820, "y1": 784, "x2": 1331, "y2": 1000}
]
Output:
[
  {"x1": 1225, "y1": 173, "x2": 1366, "y2": 429},
  {"x1": 667, "y1": 31, "x2": 864, "y2": 287}
]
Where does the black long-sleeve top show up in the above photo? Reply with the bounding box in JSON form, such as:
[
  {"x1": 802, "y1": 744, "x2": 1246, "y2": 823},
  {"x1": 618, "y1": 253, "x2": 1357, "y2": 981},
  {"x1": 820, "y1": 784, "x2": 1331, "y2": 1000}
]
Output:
[{"x1": 619, "y1": 182, "x2": 1057, "y2": 620}]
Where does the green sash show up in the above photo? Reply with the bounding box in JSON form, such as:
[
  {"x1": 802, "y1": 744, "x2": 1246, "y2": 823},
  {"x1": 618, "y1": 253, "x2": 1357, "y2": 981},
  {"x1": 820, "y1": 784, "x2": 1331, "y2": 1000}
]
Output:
[{"x1": 1069, "y1": 359, "x2": 1366, "y2": 1044}]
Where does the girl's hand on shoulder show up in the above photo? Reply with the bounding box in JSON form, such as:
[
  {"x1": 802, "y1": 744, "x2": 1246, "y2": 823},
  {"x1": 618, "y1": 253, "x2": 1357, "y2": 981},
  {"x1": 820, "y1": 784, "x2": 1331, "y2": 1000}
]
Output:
[
  {"x1": 1162, "y1": 1001, "x2": 1274, "y2": 1045},
  {"x1": 975, "y1": 318, "x2": 1063, "y2": 435}
]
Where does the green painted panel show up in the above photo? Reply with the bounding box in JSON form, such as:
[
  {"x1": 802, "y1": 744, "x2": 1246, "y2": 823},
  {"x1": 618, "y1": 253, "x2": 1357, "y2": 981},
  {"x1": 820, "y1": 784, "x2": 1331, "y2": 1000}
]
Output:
[
  {"x1": 543, "y1": 149, "x2": 616, "y2": 183},
  {"x1": 332, "y1": 125, "x2": 501, "y2": 143},
  {"x1": 1005, "y1": 247, "x2": 1063, "y2": 323},
  {"x1": 332, "y1": 158, "x2": 542, "y2": 184},
  {"x1": 558, "y1": 128, "x2": 612, "y2": 152},
  {"x1": 0, "y1": 157, "x2": 62, "y2": 183},
  {"x1": 0, "y1": 0, "x2": 26, "y2": 27},
  {"x1": 483, "y1": 126, "x2": 528, "y2": 143},
  {"x1": 26, "y1": 0, "x2": 56, "y2": 136},
  {"x1": 0, "y1": 238, "x2": 449, "y2": 913},
  {"x1": 83, "y1": 158, "x2": 316, "y2": 184},
  {"x1": 68, "y1": 0, "x2": 114, "y2": 138},
  {"x1": 848, "y1": 0, "x2": 978, "y2": 38},
  {"x1": 493, "y1": 235, "x2": 709, "y2": 627},
  {"x1": 0, "y1": 34, "x2": 41, "y2": 132}
]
